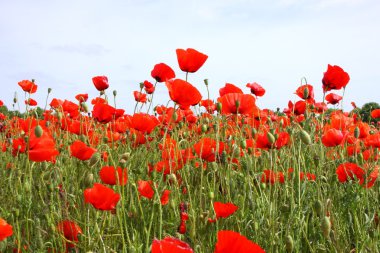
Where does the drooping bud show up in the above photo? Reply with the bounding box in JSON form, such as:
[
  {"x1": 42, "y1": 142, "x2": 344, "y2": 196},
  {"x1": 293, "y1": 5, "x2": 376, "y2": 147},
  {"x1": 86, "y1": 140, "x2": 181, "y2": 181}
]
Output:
[
  {"x1": 354, "y1": 127, "x2": 360, "y2": 139},
  {"x1": 267, "y1": 132, "x2": 276, "y2": 144},
  {"x1": 139, "y1": 82, "x2": 144, "y2": 90},
  {"x1": 321, "y1": 216, "x2": 331, "y2": 239},
  {"x1": 300, "y1": 129, "x2": 312, "y2": 145},
  {"x1": 285, "y1": 235, "x2": 294, "y2": 252},
  {"x1": 216, "y1": 102, "x2": 222, "y2": 113},
  {"x1": 303, "y1": 87, "x2": 309, "y2": 99},
  {"x1": 34, "y1": 125, "x2": 43, "y2": 138}
]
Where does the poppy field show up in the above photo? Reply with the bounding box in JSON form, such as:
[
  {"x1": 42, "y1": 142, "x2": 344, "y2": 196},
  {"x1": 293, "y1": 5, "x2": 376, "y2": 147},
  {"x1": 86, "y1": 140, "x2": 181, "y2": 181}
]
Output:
[{"x1": 0, "y1": 48, "x2": 379, "y2": 252}]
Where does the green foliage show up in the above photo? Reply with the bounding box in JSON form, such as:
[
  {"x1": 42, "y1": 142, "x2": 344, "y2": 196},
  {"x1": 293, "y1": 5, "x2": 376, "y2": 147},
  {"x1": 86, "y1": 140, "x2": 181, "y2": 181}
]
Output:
[{"x1": 359, "y1": 102, "x2": 380, "y2": 124}]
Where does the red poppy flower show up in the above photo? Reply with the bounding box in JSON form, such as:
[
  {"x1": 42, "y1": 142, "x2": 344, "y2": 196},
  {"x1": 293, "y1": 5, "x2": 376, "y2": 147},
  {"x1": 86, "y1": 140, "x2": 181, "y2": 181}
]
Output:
[
  {"x1": 336, "y1": 162, "x2": 365, "y2": 184},
  {"x1": 166, "y1": 79, "x2": 202, "y2": 109},
  {"x1": 246, "y1": 82, "x2": 266, "y2": 97},
  {"x1": 75, "y1": 93, "x2": 88, "y2": 102},
  {"x1": 255, "y1": 131, "x2": 290, "y2": 150},
  {"x1": 200, "y1": 99, "x2": 216, "y2": 113},
  {"x1": 295, "y1": 84, "x2": 314, "y2": 100},
  {"x1": 371, "y1": 109, "x2": 380, "y2": 119},
  {"x1": 57, "y1": 220, "x2": 82, "y2": 243},
  {"x1": 176, "y1": 48, "x2": 208, "y2": 73},
  {"x1": 133, "y1": 91, "x2": 147, "y2": 103},
  {"x1": 28, "y1": 128, "x2": 60, "y2": 163},
  {"x1": 322, "y1": 128, "x2": 344, "y2": 147},
  {"x1": 261, "y1": 170, "x2": 285, "y2": 184},
  {"x1": 152, "y1": 237, "x2": 193, "y2": 253},
  {"x1": 92, "y1": 76, "x2": 109, "y2": 91},
  {"x1": 365, "y1": 166, "x2": 379, "y2": 189},
  {"x1": 18, "y1": 80, "x2": 38, "y2": 93},
  {"x1": 0, "y1": 100, "x2": 3, "y2": 107},
  {"x1": 84, "y1": 183, "x2": 120, "y2": 211},
  {"x1": 219, "y1": 83, "x2": 243, "y2": 97},
  {"x1": 70, "y1": 140, "x2": 97, "y2": 161},
  {"x1": 144, "y1": 80, "x2": 155, "y2": 94},
  {"x1": 214, "y1": 230, "x2": 265, "y2": 253},
  {"x1": 211, "y1": 202, "x2": 238, "y2": 221},
  {"x1": 138, "y1": 180, "x2": 155, "y2": 199},
  {"x1": 91, "y1": 97, "x2": 107, "y2": 105},
  {"x1": 322, "y1": 64, "x2": 350, "y2": 92},
  {"x1": 131, "y1": 113, "x2": 160, "y2": 134},
  {"x1": 92, "y1": 103, "x2": 116, "y2": 123},
  {"x1": 25, "y1": 98, "x2": 37, "y2": 106},
  {"x1": 0, "y1": 218, "x2": 13, "y2": 241},
  {"x1": 160, "y1": 189, "x2": 171, "y2": 205},
  {"x1": 151, "y1": 63, "x2": 176, "y2": 82},
  {"x1": 99, "y1": 166, "x2": 128, "y2": 186},
  {"x1": 325, "y1": 93, "x2": 343, "y2": 105},
  {"x1": 364, "y1": 133, "x2": 380, "y2": 148},
  {"x1": 193, "y1": 137, "x2": 225, "y2": 162},
  {"x1": 50, "y1": 98, "x2": 64, "y2": 109},
  {"x1": 217, "y1": 93, "x2": 256, "y2": 115}
]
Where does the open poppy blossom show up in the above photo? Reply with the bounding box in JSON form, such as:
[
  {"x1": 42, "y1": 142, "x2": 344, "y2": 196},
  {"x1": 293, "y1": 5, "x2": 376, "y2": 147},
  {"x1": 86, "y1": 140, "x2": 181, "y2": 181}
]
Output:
[
  {"x1": 214, "y1": 230, "x2": 265, "y2": 253},
  {"x1": 321, "y1": 128, "x2": 344, "y2": 147},
  {"x1": 92, "y1": 76, "x2": 109, "y2": 91},
  {"x1": 217, "y1": 93, "x2": 256, "y2": 115},
  {"x1": 322, "y1": 64, "x2": 350, "y2": 92},
  {"x1": 151, "y1": 63, "x2": 176, "y2": 82},
  {"x1": 18, "y1": 80, "x2": 38, "y2": 93},
  {"x1": 152, "y1": 236, "x2": 193, "y2": 253},
  {"x1": 92, "y1": 103, "x2": 117, "y2": 123},
  {"x1": 160, "y1": 189, "x2": 171, "y2": 205},
  {"x1": 134, "y1": 91, "x2": 147, "y2": 103},
  {"x1": 70, "y1": 140, "x2": 97, "y2": 161},
  {"x1": 246, "y1": 82, "x2": 266, "y2": 97},
  {"x1": 295, "y1": 84, "x2": 314, "y2": 100},
  {"x1": 176, "y1": 48, "x2": 208, "y2": 73},
  {"x1": 84, "y1": 183, "x2": 121, "y2": 211},
  {"x1": 209, "y1": 202, "x2": 239, "y2": 223},
  {"x1": 75, "y1": 93, "x2": 88, "y2": 102},
  {"x1": 28, "y1": 127, "x2": 60, "y2": 163},
  {"x1": 25, "y1": 98, "x2": 37, "y2": 106},
  {"x1": 219, "y1": 83, "x2": 243, "y2": 96},
  {"x1": 336, "y1": 162, "x2": 365, "y2": 185},
  {"x1": 57, "y1": 220, "x2": 82, "y2": 245},
  {"x1": 144, "y1": 80, "x2": 155, "y2": 94},
  {"x1": 325, "y1": 93, "x2": 343, "y2": 105},
  {"x1": 0, "y1": 218, "x2": 13, "y2": 241},
  {"x1": 99, "y1": 166, "x2": 128, "y2": 186},
  {"x1": 193, "y1": 137, "x2": 225, "y2": 162},
  {"x1": 371, "y1": 109, "x2": 380, "y2": 119},
  {"x1": 166, "y1": 79, "x2": 202, "y2": 109},
  {"x1": 131, "y1": 113, "x2": 160, "y2": 134},
  {"x1": 137, "y1": 180, "x2": 155, "y2": 199}
]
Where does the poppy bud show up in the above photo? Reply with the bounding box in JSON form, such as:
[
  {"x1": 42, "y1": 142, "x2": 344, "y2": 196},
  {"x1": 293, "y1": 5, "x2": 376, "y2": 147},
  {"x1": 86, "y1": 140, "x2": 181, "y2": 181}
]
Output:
[
  {"x1": 216, "y1": 102, "x2": 222, "y2": 113},
  {"x1": 267, "y1": 132, "x2": 275, "y2": 144},
  {"x1": 321, "y1": 216, "x2": 331, "y2": 239},
  {"x1": 251, "y1": 128, "x2": 257, "y2": 136},
  {"x1": 303, "y1": 87, "x2": 309, "y2": 100},
  {"x1": 48, "y1": 88, "x2": 52, "y2": 94},
  {"x1": 85, "y1": 173, "x2": 94, "y2": 186},
  {"x1": 34, "y1": 125, "x2": 43, "y2": 138},
  {"x1": 57, "y1": 112, "x2": 62, "y2": 121},
  {"x1": 285, "y1": 235, "x2": 294, "y2": 252},
  {"x1": 209, "y1": 191, "x2": 214, "y2": 199},
  {"x1": 314, "y1": 200, "x2": 323, "y2": 217},
  {"x1": 172, "y1": 112, "x2": 178, "y2": 121},
  {"x1": 89, "y1": 153, "x2": 100, "y2": 167},
  {"x1": 204, "y1": 79, "x2": 209, "y2": 86},
  {"x1": 354, "y1": 127, "x2": 360, "y2": 138},
  {"x1": 81, "y1": 102, "x2": 89, "y2": 113},
  {"x1": 113, "y1": 90, "x2": 117, "y2": 97},
  {"x1": 300, "y1": 130, "x2": 312, "y2": 145},
  {"x1": 201, "y1": 124, "x2": 208, "y2": 133}
]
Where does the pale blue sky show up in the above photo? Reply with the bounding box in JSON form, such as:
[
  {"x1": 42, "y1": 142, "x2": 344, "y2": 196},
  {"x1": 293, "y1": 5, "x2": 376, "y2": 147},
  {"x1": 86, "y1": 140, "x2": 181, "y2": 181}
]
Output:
[{"x1": 0, "y1": 0, "x2": 379, "y2": 113}]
